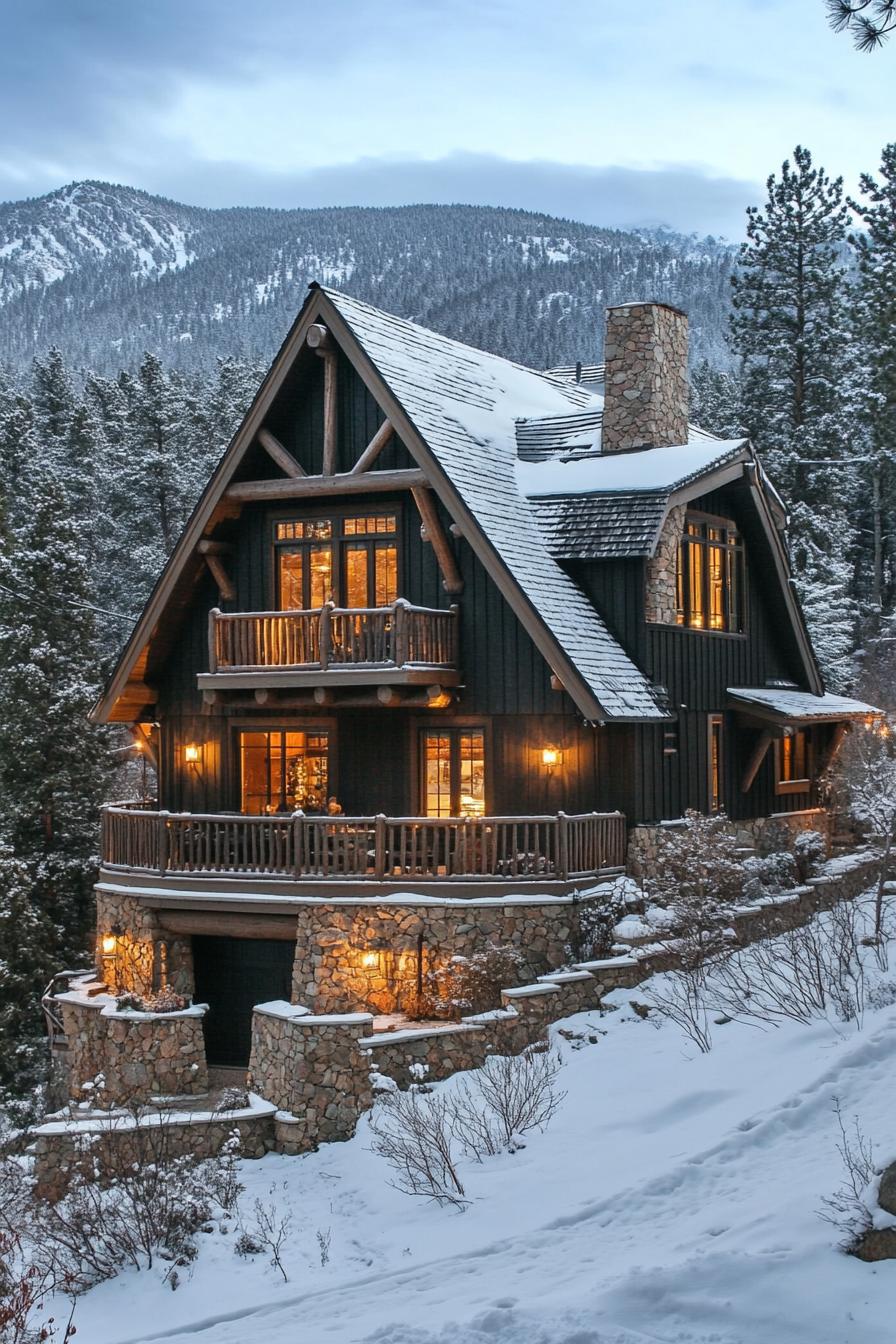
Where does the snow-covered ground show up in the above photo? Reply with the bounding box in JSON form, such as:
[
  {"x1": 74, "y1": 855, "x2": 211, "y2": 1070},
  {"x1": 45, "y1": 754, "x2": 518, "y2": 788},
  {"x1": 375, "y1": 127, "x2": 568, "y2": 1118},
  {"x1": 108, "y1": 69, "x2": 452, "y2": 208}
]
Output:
[{"x1": 74, "y1": 901, "x2": 896, "y2": 1344}]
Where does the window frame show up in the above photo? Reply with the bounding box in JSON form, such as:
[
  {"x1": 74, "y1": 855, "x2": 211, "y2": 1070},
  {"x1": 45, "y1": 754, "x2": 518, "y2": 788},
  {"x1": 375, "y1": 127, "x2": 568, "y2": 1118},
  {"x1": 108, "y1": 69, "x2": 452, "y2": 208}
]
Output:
[
  {"x1": 270, "y1": 504, "x2": 402, "y2": 610},
  {"x1": 675, "y1": 509, "x2": 746, "y2": 636},
  {"x1": 774, "y1": 728, "x2": 812, "y2": 796},
  {"x1": 415, "y1": 722, "x2": 490, "y2": 818},
  {"x1": 232, "y1": 719, "x2": 337, "y2": 815},
  {"x1": 708, "y1": 713, "x2": 724, "y2": 813}
]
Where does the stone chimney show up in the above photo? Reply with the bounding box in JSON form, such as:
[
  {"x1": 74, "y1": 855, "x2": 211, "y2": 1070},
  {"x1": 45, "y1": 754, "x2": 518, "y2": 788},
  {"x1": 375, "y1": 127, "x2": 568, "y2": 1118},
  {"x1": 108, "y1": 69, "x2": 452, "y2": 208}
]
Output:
[{"x1": 601, "y1": 302, "x2": 689, "y2": 453}]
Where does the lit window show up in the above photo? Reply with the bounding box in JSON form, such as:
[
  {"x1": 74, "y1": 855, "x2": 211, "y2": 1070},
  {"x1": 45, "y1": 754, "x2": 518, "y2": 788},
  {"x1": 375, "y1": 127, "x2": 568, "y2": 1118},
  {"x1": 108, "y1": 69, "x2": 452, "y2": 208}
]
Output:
[
  {"x1": 275, "y1": 513, "x2": 399, "y2": 608},
  {"x1": 675, "y1": 514, "x2": 745, "y2": 633},
  {"x1": 422, "y1": 729, "x2": 486, "y2": 817},
  {"x1": 776, "y1": 730, "x2": 810, "y2": 794},
  {"x1": 240, "y1": 730, "x2": 329, "y2": 814},
  {"x1": 709, "y1": 715, "x2": 723, "y2": 812}
]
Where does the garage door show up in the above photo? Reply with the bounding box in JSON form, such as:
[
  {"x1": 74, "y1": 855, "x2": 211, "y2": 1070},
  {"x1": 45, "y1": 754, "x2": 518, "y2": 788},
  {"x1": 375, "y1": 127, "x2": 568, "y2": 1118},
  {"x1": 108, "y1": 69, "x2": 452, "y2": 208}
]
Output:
[{"x1": 192, "y1": 935, "x2": 296, "y2": 1068}]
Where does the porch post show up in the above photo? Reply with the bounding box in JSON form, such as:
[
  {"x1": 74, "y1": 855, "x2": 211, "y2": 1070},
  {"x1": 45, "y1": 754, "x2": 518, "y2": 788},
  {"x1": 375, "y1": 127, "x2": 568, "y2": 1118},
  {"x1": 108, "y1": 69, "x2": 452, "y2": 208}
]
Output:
[
  {"x1": 374, "y1": 813, "x2": 387, "y2": 880},
  {"x1": 157, "y1": 811, "x2": 170, "y2": 877},
  {"x1": 557, "y1": 811, "x2": 569, "y2": 880}
]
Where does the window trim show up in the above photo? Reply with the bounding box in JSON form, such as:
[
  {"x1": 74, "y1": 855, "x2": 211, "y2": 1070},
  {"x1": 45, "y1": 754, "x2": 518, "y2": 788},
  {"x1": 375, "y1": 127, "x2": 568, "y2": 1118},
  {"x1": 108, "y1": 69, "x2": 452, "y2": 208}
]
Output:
[
  {"x1": 675, "y1": 509, "x2": 746, "y2": 637},
  {"x1": 270, "y1": 503, "x2": 403, "y2": 610},
  {"x1": 708, "y1": 714, "x2": 724, "y2": 813},
  {"x1": 413, "y1": 720, "x2": 490, "y2": 817},
  {"x1": 774, "y1": 729, "x2": 812, "y2": 796},
  {"x1": 231, "y1": 718, "x2": 338, "y2": 814}
]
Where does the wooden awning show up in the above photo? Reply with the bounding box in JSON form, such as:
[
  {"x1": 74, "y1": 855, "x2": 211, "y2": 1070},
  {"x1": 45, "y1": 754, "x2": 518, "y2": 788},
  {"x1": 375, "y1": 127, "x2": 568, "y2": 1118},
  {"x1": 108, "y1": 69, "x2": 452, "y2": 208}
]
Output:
[{"x1": 727, "y1": 687, "x2": 880, "y2": 728}]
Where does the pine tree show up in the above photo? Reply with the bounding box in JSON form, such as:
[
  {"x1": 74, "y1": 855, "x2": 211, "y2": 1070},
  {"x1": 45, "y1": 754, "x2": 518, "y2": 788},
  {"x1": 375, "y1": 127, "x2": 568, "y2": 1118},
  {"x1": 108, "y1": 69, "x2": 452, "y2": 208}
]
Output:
[{"x1": 730, "y1": 146, "x2": 851, "y2": 500}]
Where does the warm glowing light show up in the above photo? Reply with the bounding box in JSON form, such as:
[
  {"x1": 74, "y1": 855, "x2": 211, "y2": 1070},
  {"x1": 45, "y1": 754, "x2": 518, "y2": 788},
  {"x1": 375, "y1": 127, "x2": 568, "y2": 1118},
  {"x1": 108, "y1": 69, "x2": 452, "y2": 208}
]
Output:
[
  {"x1": 184, "y1": 743, "x2": 201, "y2": 764},
  {"x1": 541, "y1": 746, "x2": 562, "y2": 768},
  {"x1": 101, "y1": 933, "x2": 117, "y2": 956},
  {"x1": 362, "y1": 952, "x2": 379, "y2": 969}
]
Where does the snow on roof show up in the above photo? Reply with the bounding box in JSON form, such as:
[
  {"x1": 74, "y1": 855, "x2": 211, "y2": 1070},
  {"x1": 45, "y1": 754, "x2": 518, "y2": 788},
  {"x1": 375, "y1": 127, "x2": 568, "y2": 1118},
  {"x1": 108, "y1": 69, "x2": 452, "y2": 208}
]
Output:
[
  {"x1": 518, "y1": 435, "x2": 746, "y2": 499},
  {"x1": 322, "y1": 287, "x2": 666, "y2": 721},
  {"x1": 727, "y1": 688, "x2": 879, "y2": 721}
]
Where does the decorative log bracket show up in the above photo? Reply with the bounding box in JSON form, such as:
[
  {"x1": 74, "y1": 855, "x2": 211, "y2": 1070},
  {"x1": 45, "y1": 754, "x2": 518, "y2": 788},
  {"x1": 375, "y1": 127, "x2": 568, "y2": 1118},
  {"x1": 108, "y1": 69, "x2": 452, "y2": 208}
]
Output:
[
  {"x1": 257, "y1": 427, "x2": 305, "y2": 478},
  {"x1": 411, "y1": 485, "x2": 464, "y2": 594},
  {"x1": 197, "y1": 539, "x2": 236, "y2": 602}
]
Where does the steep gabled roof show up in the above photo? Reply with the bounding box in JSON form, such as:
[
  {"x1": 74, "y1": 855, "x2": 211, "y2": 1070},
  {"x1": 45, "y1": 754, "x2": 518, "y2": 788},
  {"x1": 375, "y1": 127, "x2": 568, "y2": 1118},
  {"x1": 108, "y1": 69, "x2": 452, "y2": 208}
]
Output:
[{"x1": 318, "y1": 288, "x2": 665, "y2": 721}]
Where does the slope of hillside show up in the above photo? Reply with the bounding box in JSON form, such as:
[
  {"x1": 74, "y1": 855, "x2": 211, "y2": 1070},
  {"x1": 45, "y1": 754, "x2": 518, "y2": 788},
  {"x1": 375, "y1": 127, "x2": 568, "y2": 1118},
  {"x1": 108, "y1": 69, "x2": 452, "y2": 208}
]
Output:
[
  {"x1": 0, "y1": 182, "x2": 737, "y2": 372},
  {"x1": 70, "y1": 893, "x2": 896, "y2": 1344}
]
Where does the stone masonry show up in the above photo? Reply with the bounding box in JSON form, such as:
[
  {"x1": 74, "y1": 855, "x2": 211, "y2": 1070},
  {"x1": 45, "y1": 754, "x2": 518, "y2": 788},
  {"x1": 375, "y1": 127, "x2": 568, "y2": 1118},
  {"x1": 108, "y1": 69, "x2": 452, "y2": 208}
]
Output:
[
  {"x1": 57, "y1": 989, "x2": 208, "y2": 1105},
  {"x1": 602, "y1": 302, "x2": 689, "y2": 454},
  {"x1": 248, "y1": 1003, "x2": 374, "y2": 1153},
  {"x1": 95, "y1": 888, "x2": 193, "y2": 998},
  {"x1": 645, "y1": 502, "x2": 687, "y2": 625},
  {"x1": 291, "y1": 893, "x2": 604, "y2": 1015}
]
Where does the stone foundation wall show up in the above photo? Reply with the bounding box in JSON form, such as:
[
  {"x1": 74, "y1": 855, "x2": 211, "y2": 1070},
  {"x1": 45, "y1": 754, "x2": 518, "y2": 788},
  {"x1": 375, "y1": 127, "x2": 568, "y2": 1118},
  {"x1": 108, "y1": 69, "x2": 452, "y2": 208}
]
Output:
[
  {"x1": 291, "y1": 895, "x2": 600, "y2": 1015},
  {"x1": 248, "y1": 1004, "x2": 373, "y2": 1152},
  {"x1": 58, "y1": 993, "x2": 208, "y2": 1104},
  {"x1": 627, "y1": 808, "x2": 832, "y2": 880},
  {"x1": 31, "y1": 1103, "x2": 275, "y2": 1202},
  {"x1": 645, "y1": 503, "x2": 686, "y2": 625},
  {"x1": 95, "y1": 889, "x2": 194, "y2": 997}
]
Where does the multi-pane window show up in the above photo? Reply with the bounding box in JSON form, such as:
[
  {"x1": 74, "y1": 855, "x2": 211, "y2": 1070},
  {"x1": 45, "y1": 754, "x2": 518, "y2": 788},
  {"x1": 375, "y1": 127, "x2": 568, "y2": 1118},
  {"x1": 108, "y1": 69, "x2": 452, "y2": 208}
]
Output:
[
  {"x1": 275, "y1": 513, "x2": 398, "y2": 609},
  {"x1": 676, "y1": 514, "x2": 745, "y2": 633},
  {"x1": 240, "y1": 729, "x2": 329, "y2": 814},
  {"x1": 776, "y1": 729, "x2": 810, "y2": 794},
  {"x1": 422, "y1": 729, "x2": 486, "y2": 817}
]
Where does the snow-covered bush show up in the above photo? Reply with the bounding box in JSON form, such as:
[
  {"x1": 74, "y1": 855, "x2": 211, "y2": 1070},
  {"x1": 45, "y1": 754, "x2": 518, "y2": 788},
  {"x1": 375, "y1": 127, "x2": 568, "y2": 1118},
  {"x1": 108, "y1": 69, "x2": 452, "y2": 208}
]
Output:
[
  {"x1": 454, "y1": 1047, "x2": 565, "y2": 1152},
  {"x1": 794, "y1": 830, "x2": 827, "y2": 882},
  {"x1": 569, "y1": 878, "x2": 639, "y2": 961},
  {"x1": 115, "y1": 989, "x2": 189, "y2": 1014},
  {"x1": 646, "y1": 811, "x2": 745, "y2": 924},
  {"x1": 215, "y1": 1087, "x2": 250, "y2": 1114},
  {"x1": 426, "y1": 945, "x2": 524, "y2": 1019},
  {"x1": 742, "y1": 850, "x2": 798, "y2": 903}
]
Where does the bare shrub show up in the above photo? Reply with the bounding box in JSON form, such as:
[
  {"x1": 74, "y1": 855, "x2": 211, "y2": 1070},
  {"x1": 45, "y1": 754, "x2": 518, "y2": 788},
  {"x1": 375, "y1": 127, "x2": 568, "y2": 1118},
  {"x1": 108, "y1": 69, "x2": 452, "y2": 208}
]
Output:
[
  {"x1": 463, "y1": 1048, "x2": 564, "y2": 1149},
  {"x1": 13, "y1": 1116, "x2": 243, "y2": 1296},
  {"x1": 645, "y1": 959, "x2": 714, "y2": 1053},
  {"x1": 818, "y1": 1099, "x2": 878, "y2": 1250},
  {"x1": 569, "y1": 878, "x2": 637, "y2": 961},
  {"x1": 371, "y1": 1048, "x2": 565, "y2": 1202},
  {"x1": 707, "y1": 905, "x2": 867, "y2": 1030},
  {"x1": 370, "y1": 1088, "x2": 467, "y2": 1206},
  {"x1": 426, "y1": 945, "x2": 524, "y2": 1019},
  {"x1": 0, "y1": 1224, "x2": 76, "y2": 1344},
  {"x1": 243, "y1": 1185, "x2": 292, "y2": 1283},
  {"x1": 316, "y1": 1227, "x2": 331, "y2": 1267}
]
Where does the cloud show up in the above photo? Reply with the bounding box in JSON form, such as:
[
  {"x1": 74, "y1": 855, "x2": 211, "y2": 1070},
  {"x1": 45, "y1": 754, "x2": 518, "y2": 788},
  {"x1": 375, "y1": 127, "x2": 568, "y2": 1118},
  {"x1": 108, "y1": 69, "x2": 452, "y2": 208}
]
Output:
[{"x1": 133, "y1": 152, "x2": 760, "y2": 239}]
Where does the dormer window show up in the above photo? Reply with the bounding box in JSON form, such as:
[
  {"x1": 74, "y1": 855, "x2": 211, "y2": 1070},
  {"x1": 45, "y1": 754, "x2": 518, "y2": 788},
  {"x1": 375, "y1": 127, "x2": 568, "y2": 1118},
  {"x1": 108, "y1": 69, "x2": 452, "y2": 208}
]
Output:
[{"x1": 675, "y1": 513, "x2": 745, "y2": 633}]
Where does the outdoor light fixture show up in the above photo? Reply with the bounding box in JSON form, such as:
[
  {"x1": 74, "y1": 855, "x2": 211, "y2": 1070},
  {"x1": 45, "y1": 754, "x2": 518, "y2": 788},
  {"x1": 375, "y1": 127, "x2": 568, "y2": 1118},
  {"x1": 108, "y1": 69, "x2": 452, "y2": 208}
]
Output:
[
  {"x1": 101, "y1": 923, "x2": 123, "y2": 968},
  {"x1": 184, "y1": 743, "x2": 201, "y2": 765},
  {"x1": 541, "y1": 746, "x2": 563, "y2": 770},
  {"x1": 101, "y1": 933, "x2": 117, "y2": 957},
  {"x1": 362, "y1": 952, "x2": 379, "y2": 969}
]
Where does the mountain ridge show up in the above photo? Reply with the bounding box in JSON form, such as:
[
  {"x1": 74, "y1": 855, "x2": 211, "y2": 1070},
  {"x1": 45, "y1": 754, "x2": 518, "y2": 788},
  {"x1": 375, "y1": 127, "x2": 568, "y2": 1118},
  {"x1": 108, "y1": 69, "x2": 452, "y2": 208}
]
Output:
[{"x1": 0, "y1": 181, "x2": 738, "y2": 373}]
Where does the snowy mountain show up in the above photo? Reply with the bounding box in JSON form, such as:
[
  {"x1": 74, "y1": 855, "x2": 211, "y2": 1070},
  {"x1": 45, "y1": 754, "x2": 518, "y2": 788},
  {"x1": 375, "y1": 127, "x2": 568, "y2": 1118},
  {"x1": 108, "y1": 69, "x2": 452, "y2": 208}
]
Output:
[{"x1": 0, "y1": 181, "x2": 738, "y2": 373}]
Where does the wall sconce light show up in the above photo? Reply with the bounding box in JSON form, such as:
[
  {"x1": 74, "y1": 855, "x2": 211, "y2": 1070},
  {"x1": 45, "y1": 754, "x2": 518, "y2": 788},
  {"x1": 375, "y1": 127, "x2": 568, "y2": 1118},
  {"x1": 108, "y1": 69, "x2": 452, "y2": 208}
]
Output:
[
  {"x1": 101, "y1": 923, "x2": 123, "y2": 968},
  {"x1": 541, "y1": 745, "x2": 563, "y2": 771},
  {"x1": 184, "y1": 743, "x2": 201, "y2": 766},
  {"x1": 362, "y1": 951, "x2": 380, "y2": 969}
]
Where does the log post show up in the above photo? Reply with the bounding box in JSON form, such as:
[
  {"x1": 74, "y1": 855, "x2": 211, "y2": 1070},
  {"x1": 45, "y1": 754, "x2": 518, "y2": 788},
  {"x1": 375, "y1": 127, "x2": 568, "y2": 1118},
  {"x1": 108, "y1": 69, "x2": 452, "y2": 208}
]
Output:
[
  {"x1": 319, "y1": 602, "x2": 332, "y2": 671},
  {"x1": 374, "y1": 814, "x2": 387, "y2": 880},
  {"x1": 393, "y1": 599, "x2": 409, "y2": 668},
  {"x1": 208, "y1": 609, "x2": 220, "y2": 674},
  {"x1": 557, "y1": 811, "x2": 569, "y2": 881},
  {"x1": 157, "y1": 811, "x2": 170, "y2": 877},
  {"x1": 740, "y1": 730, "x2": 773, "y2": 794},
  {"x1": 411, "y1": 486, "x2": 464, "y2": 594},
  {"x1": 292, "y1": 810, "x2": 305, "y2": 878}
]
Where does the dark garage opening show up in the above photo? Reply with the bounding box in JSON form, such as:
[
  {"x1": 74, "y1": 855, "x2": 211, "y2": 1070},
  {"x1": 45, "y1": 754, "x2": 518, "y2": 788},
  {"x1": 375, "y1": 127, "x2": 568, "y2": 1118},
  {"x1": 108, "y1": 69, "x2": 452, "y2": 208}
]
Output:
[{"x1": 192, "y1": 935, "x2": 296, "y2": 1068}]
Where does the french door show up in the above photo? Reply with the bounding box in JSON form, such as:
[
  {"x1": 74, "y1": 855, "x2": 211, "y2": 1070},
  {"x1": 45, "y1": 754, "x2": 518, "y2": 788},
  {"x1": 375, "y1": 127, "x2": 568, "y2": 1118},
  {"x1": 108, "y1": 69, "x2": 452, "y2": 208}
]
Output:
[
  {"x1": 275, "y1": 512, "x2": 399, "y2": 609},
  {"x1": 421, "y1": 728, "x2": 486, "y2": 817}
]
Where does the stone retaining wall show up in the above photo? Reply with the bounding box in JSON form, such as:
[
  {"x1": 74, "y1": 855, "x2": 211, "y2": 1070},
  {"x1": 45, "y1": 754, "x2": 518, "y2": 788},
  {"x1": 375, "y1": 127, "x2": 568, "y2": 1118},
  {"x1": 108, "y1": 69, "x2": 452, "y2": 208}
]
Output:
[
  {"x1": 30, "y1": 1101, "x2": 275, "y2": 1202},
  {"x1": 627, "y1": 808, "x2": 832, "y2": 879},
  {"x1": 291, "y1": 893, "x2": 611, "y2": 1015},
  {"x1": 248, "y1": 1002, "x2": 374, "y2": 1153},
  {"x1": 57, "y1": 990, "x2": 208, "y2": 1105}
]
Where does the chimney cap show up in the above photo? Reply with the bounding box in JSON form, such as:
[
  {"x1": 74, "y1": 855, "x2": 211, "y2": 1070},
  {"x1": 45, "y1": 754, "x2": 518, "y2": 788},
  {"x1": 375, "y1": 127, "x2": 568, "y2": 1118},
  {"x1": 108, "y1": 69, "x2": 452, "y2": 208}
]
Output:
[{"x1": 606, "y1": 300, "x2": 688, "y2": 318}]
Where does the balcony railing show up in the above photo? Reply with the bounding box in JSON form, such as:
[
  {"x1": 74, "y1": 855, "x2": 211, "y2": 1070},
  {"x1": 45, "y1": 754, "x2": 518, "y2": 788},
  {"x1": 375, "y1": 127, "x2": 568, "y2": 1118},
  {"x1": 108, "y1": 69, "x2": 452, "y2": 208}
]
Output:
[
  {"x1": 101, "y1": 807, "x2": 626, "y2": 885},
  {"x1": 207, "y1": 601, "x2": 459, "y2": 675}
]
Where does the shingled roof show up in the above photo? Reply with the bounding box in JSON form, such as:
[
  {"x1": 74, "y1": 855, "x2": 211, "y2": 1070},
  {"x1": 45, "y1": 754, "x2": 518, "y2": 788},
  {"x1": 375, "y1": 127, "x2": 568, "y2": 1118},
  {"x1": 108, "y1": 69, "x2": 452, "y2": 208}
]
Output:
[
  {"x1": 319, "y1": 287, "x2": 666, "y2": 721},
  {"x1": 531, "y1": 492, "x2": 669, "y2": 560}
]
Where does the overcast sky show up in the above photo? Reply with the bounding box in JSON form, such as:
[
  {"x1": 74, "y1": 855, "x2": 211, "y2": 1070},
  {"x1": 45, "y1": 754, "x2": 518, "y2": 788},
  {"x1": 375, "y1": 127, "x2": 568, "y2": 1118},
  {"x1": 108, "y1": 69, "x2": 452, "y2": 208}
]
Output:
[{"x1": 1, "y1": 0, "x2": 892, "y2": 238}]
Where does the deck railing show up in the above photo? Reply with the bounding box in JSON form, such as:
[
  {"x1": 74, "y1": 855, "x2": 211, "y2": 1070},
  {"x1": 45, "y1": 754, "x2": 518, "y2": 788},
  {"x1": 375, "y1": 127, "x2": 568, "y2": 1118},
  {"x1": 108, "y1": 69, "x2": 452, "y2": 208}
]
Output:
[
  {"x1": 100, "y1": 807, "x2": 626, "y2": 884},
  {"x1": 209, "y1": 601, "x2": 459, "y2": 674}
]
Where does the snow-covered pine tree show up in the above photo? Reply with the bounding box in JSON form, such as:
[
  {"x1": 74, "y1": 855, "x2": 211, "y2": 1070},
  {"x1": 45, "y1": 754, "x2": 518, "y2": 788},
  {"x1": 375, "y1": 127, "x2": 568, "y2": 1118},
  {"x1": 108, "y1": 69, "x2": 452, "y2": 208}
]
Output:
[
  {"x1": 0, "y1": 455, "x2": 113, "y2": 1096},
  {"x1": 850, "y1": 143, "x2": 896, "y2": 622},
  {"x1": 689, "y1": 359, "x2": 744, "y2": 438}
]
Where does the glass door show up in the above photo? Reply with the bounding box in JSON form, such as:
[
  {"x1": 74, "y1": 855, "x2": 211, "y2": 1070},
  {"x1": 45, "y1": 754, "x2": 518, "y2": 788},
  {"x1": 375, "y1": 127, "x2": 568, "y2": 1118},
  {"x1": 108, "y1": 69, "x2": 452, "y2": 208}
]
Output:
[
  {"x1": 421, "y1": 728, "x2": 486, "y2": 816},
  {"x1": 240, "y1": 729, "x2": 330, "y2": 813}
]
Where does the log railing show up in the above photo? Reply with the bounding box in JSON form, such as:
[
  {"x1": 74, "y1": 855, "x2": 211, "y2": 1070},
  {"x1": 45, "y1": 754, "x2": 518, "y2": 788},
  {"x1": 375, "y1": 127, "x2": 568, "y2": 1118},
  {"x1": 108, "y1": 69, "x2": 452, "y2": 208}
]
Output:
[
  {"x1": 100, "y1": 807, "x2": 626, "y2": 884},
  {"x1": 209, "y1": 601, "x2": 459, "y2": 673}
]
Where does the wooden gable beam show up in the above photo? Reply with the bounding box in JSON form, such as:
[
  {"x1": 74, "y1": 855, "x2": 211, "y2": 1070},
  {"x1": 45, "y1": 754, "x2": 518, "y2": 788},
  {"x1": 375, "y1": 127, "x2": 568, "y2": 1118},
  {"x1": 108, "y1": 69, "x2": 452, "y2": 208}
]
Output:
[
  {"x1": 225, "y1": 468, "x2": 426, "y2": 502},
  {"x1": 257, "y1": 427, "x2": 305, "y2": 478},
  {"x1": 308, "y1": 324, "x2": 338, "y2": 475},
  {"x1": 411, "y1": 485, "x2": 464, "y2": 594},
  {"x1": 351, "y1": 419, "x2": 394, "y2": 474},
  {"x1": 196, "y1": 539, "x2": 236, "y2": 602},
  {"x1": 817, "y1": 720, "x2": 850, "y2": 776}
]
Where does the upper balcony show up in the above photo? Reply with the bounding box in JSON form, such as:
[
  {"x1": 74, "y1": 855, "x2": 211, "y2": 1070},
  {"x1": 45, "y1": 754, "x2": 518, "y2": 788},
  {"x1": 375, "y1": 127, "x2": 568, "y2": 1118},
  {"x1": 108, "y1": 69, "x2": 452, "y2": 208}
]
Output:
[{"x1": 198, "y1": 600, "x2": 460, "y2": 697}]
